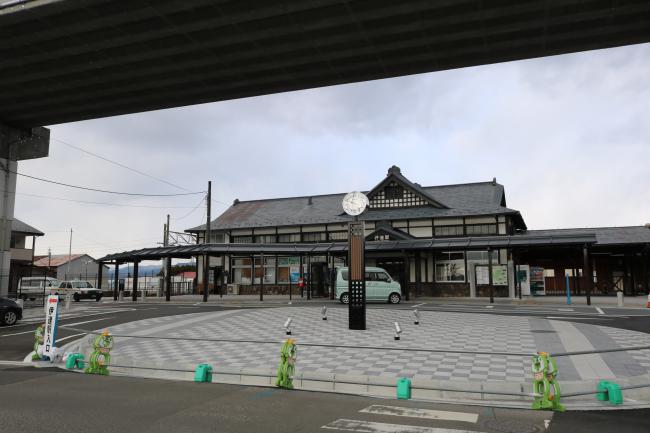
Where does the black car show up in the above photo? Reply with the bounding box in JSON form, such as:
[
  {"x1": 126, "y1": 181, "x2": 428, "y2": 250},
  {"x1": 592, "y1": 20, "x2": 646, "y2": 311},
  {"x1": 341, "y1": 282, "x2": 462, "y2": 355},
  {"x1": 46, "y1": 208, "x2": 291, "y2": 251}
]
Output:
[{"x1": 0, "y1": 296, "x2": 23, "y2": 326}]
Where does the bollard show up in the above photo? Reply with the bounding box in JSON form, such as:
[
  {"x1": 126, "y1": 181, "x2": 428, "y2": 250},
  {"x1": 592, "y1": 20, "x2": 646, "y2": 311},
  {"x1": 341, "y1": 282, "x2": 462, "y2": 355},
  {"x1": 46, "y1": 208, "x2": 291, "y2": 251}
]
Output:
[
  {"x1": 118, "y1": 291, "x2": 124, "y2": 301},
  {"x1": 321, "y1": 306, "x2": 327, "y2": 321},
  {"x1": 531, "y1": 352, "x2": 565, "y2": 412},
  {"x1": 65, "y1": 353, "x2": 85, "y2": 370},
  {"x1": 276, "y1": 339, "x2": 297, "y2": 389},
  {"x1": 194, "y1": 364, "x2": 213, "y2": 383},
  {"x1": 65, "y1": 294, "x2": 72, "y2": 311},
  {"x1": 284, "y1": 317, "x2": 293, "y2": 335},
  {"x1": 413, "y1": 309, "x2": 420, "y2": 325},
  {"x1": 617, "y1": 291, "x2": 624, "y2": 308},
  {"x1": 85, "y1": 330, "x2": 114, "y2": 375},
  {"x1": 396, "y1": 377, "x2": 411, "y2": 400},
  {"x1": 597, "y1": 380, "x2": 623, "y2": 405},
  {"x1": 394, "y1": 322, "x2": 402, "y2": 341}
]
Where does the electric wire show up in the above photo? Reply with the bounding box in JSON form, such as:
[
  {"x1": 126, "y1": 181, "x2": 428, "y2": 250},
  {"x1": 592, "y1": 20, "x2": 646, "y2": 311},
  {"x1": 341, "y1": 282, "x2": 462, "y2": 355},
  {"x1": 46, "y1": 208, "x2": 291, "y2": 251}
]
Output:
[
  {"x1": 7, "y1": 190, "x2": 202, "y2": 209},
  {"x1": 170, "y1": 195, "x2": 206, "y2": 220},
  {"x1": 11, "y1": 169, "x2": 205, "y2": 196},
  {"x1": 52, "y1": 137, "x2": 190, "y2": 192}
]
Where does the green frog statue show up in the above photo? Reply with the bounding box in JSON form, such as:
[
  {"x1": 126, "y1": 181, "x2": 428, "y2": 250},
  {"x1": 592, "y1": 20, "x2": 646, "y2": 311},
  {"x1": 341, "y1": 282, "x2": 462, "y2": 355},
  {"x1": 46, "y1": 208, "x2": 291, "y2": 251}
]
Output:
[
  {"x1": 532, "y1": 351, "x2": 565, "y2": 412},
  {"x1": 276, "y1": 338, "x2": 297, "y2": 389},
  {"x1": 85, "y1": 330, "x2": 114, "y2": 375},
  {"x1": 32, "y1": 323, "x2": 45, "y2": 361}
]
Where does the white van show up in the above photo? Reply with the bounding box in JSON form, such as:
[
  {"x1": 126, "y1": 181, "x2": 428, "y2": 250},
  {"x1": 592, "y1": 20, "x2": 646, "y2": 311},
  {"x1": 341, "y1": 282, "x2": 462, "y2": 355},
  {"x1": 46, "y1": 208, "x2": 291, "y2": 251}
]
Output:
[
  {"x1": 335, "y1": 266, "x2": 402, "y2": 304},
  {"x1": 17, "y1": 277, "x2": 60, "y2": 300}
]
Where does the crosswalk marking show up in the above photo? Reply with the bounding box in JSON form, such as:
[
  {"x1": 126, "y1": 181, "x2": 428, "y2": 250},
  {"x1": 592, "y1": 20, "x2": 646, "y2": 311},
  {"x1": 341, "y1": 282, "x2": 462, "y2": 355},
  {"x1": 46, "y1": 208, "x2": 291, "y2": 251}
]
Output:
[
  {"x1": 321, "y1": 419, "x2": 484, "y2": 433},
  {"x1": 360, "y1": 405, "x2": 478, "y2": 424}
]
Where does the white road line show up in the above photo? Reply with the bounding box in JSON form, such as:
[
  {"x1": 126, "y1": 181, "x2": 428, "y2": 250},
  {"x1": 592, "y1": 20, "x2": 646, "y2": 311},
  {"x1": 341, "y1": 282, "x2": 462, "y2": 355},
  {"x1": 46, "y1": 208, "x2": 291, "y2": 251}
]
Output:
[
  {"x1": 545, "y1": 316, "x2": 610, "y2": 320},
  {"x1": 63, "y1": 317, "x2": 114, "y2": 327},
  {"x1": 596, "y1": 307, "x2": 605, "y2": 315},
  {"x1": 544, "y1": 419, "x2": 551, "y2": 430},
  {"x1": 484, "y1": 306, "x2": 494, "y2": 309},
  {"x1": 360, "y1": 405, "x2": 478, "y2": 423},
  {"x1": 411, "y1": 303, "x2": 426, "y2": 308},
  {"x1": 322, "y1": 419, "x2": 482, "y2": 433},
  {"x1": 56, "y1": 333, "x2": 85, "y2": 343},
  {"x1": 557, "y1": 308, "x2": 574, "y2": 312},
  {"x1": 0, "y1": 329, "x2": 39, "y2": 337}
]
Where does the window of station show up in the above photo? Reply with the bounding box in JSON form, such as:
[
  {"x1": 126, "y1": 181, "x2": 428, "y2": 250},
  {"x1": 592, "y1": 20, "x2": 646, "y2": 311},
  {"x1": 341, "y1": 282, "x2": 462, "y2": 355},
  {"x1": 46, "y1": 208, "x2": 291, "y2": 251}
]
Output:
[
  {"x1": 434, "y1": 225, "x2": 464, "y2": 237},
  {"x1": 465, "y1": 224, "x2": 497, "y2": 235},
  {"x1": 231, "y1": 236, "x2": 252, "y2": 243},
  {"x1": 328, "y1": 231, "x2": 347, "y2": 241},
  {"x1": 277, "y1": 233, "x2": 300, "y2": 243},
  {"x1": 302, "y1": 232, "x2": 326, "y2": 243},
  {"x1": 435, "y1": 251, "x2": 465, "y2": 282},
  {"x1": 254, "y1": 234, "x2": 276, "y2": 243}
]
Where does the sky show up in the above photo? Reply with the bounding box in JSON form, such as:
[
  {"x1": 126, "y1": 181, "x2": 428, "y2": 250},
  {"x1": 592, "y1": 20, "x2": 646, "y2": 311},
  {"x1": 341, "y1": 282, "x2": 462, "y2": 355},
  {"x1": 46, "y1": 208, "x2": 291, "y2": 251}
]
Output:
[{"x1": 15, "y1": 42, "x2": 650, "y2": 259}]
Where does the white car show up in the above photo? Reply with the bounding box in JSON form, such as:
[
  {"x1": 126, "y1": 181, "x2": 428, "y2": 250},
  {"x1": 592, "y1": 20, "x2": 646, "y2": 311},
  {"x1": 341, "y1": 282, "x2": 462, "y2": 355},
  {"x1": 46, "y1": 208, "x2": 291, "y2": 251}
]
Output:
[
  {"x1": 53, "y1": 280, "x2": 103, "y2": 302},
  {"x1": 17, "y1": 277, "x2": 60, "y2": 300}
]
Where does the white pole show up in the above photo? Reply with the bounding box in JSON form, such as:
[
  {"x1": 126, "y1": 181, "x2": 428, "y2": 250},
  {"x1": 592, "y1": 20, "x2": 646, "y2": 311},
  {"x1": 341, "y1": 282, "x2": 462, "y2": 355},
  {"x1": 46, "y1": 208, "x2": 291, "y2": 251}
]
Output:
[{"x1": 66, "y1": 228, "x2": 72, "y2": 280}]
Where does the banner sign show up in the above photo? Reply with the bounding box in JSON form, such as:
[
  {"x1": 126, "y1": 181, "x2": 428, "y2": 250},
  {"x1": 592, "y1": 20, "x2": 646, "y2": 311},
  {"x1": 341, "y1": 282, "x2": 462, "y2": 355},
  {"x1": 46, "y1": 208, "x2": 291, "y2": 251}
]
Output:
[{"x1": 43, "y1": 295, "x2": 60, "y2": 359}]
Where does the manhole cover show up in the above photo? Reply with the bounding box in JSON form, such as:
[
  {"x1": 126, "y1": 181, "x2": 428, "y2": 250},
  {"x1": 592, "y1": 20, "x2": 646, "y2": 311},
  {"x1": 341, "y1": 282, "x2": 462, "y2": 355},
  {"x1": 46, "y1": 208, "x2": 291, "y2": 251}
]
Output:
[{"x1": 481, "y1": 419, "x2": 543, "y2": 433}]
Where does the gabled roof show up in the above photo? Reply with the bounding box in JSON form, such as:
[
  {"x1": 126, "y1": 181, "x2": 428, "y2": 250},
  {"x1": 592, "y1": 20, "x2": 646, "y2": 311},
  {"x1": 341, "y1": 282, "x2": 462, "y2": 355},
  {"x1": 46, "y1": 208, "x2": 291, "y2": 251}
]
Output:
[
  {"x1": 366, "y1": 165, "x2": 448, "y2": 208},
  {"x1": 365, "y1": 226, "x2": 414, "y2": 241},
  {"x1": 33, "y1": 254, "x2": 94, "y2": 268},
  {"x1": 187, "y1": 167, "x2": 521, "y2": 232},
  {"x1": 12, "y1": 218, "x2": 44, "y2": 236}
]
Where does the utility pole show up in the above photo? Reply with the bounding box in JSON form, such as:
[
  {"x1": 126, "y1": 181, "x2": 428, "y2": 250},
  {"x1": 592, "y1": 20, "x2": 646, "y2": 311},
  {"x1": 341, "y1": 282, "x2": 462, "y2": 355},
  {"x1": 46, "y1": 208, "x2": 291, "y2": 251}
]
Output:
[
  {"x1": 165, "y1": 214, "x2": 170, "y2": 301},
  {"x1": 66, "y1": 228, "x2": 72, "y2": 280},
  {"x1": 203, "y1": 181, "x2": 211, "y2": 302}
]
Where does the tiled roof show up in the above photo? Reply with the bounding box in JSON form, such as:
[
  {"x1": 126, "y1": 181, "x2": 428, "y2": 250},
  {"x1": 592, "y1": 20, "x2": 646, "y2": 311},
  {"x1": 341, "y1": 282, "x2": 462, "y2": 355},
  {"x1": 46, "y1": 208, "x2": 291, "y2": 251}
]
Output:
[
  {"x1": 187, "y1": 176, "x2": 517, "y2": 232},
  {"x1": 33, "y1": 254, "x2": 91, "y2": 268},
  {"x1": 524, "y1": 226, "x2": 650, "y2": 246},
  {"x1": 12, "y1": 218, "x2": 44, "y2": 236}
]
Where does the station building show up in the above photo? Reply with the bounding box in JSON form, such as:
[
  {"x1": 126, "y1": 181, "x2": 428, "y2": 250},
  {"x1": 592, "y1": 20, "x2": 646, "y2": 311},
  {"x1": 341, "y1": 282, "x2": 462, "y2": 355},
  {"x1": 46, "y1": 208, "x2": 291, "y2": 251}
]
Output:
[{"x1": 181, "y1": 166, "x2": 650, "y2": 299}]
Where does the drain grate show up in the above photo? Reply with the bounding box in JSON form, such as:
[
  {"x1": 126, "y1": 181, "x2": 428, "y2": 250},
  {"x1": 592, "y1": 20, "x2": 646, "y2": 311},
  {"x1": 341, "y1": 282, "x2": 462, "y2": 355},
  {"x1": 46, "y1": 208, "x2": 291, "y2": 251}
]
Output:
[{"x1": 481, "y1": 419, "x2": 543, "y2": 433}]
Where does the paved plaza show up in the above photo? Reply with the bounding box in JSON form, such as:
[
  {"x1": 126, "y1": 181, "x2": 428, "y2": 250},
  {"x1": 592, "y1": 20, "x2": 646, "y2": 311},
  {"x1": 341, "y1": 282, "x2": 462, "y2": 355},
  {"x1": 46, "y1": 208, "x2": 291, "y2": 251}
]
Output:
[{"x1": 65, "y1": 307, "x2": 650, "y2": 385}]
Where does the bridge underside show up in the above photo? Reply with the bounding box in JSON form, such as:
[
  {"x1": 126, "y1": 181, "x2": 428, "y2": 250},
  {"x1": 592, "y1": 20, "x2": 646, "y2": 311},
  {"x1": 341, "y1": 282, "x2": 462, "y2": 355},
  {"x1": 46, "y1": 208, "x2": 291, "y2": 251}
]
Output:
[{"x1": 1, "y1": 0, "x2": 649, "y2": 128}]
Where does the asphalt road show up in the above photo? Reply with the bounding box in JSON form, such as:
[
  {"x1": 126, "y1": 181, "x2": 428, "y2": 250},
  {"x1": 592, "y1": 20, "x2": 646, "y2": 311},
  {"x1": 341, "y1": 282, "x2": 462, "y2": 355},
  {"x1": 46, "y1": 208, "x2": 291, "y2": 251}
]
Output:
[{"x1": 1, "y1": 300, "x2": 649, "y2": 433}]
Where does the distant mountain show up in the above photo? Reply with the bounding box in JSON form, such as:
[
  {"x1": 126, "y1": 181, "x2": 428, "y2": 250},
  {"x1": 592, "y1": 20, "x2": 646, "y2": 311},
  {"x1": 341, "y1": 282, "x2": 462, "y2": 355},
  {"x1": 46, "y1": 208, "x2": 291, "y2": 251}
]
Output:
[{"x1": 107, "y1": 261, "x2": 195, "y2": 278}]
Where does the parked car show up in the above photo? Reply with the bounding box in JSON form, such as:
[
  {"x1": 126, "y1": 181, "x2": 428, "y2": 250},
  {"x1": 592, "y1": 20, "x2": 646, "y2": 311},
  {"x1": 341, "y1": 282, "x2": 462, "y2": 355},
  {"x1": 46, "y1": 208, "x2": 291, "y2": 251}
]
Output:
[
  {"x1": 17, "y1": 276, "x2": 60, "y2": 301},
  {"x1": 335, "y1": 266, "x2": 402, "y2": 304},
  {"x1": 53, "y1": 280, "x2": 102, "y2": 302},
  {"x1": 0, "y1": 296, "x2": 23, "y2": 326}
]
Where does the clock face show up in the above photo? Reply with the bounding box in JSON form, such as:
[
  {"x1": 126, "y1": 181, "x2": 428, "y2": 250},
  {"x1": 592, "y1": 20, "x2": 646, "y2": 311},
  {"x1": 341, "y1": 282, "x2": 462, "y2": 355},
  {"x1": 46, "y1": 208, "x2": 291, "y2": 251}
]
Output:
[{"x1": 342, "y1": 191, "x2": 369, "y2": 216}]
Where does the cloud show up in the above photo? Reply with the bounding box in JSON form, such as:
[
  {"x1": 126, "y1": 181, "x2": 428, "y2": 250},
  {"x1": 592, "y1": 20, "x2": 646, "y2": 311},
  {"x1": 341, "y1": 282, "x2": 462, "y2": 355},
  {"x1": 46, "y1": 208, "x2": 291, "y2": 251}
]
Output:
[{"x1": 15, "y1": 43, "x2": 650, "y2": 257}]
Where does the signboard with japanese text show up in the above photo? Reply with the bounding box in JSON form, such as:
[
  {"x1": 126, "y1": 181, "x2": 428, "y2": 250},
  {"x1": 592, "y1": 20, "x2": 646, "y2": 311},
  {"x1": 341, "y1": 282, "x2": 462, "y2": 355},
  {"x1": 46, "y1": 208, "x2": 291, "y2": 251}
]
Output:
[
  {"x1": 43, "y1": 295, "x2": 60, "y2": 359},
  {"x1": 476, "y1": 264, "x2": 508, "y2": 286}
]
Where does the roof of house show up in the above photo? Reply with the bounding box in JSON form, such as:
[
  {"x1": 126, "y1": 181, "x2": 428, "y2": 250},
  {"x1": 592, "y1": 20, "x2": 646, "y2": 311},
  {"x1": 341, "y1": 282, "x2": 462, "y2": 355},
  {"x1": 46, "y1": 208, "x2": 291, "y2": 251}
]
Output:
[
  {"x1": 33, "y1": 254, "x2": 94, "y2": 268},
  {"x1": 524, "y1": 226, "x2": 650, "y2": 246},
  {"x1": 187, "y1": 168, "x2": 521, "y2": 232},
  {"x1": 12, "y1": 218, "x2": 44, "y2": 236}
]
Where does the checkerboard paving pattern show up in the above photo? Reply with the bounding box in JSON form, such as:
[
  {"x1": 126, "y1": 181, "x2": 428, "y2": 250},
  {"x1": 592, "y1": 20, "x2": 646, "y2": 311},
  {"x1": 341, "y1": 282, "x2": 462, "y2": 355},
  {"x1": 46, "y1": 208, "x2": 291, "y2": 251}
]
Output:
[{"x1": 90, "y1": 307, "x2": 650, "y2": 384}]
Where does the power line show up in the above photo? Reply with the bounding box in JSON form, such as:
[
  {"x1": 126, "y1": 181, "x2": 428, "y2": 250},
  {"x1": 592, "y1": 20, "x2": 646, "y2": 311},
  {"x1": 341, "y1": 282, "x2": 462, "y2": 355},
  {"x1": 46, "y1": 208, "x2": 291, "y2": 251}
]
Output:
[
  {"x1": 171, "y1": 195, "x2": 206, "y2": 220},
  {"x1": 9, "y1": 190, "x2": 202, "y2": 209},
  {"x1": 11, "y1": 169, "x2": 206, "y2": 196},
  {"x1": 53, "y1": 137, "x2": 190, "y2": 192}
]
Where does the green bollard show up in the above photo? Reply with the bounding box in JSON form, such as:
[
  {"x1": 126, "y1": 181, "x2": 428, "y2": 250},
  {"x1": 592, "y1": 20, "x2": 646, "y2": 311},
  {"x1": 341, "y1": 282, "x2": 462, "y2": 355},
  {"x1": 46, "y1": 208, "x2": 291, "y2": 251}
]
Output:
[
  {"x1": 276, "y1": 338, "x2": 297, "y2": 389},
  {"x1": 597, "y1": 380, "x2": 623, "y2": 405},
  {"x1": 396, "y1": 377, "x2": 411, "y2": 400},
  {"x1": 194, "y1": 364, "x2": 213, "y2": 383},
  {"x1": 66, "y1": 353, "x2": 85, "y2": 370}
]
